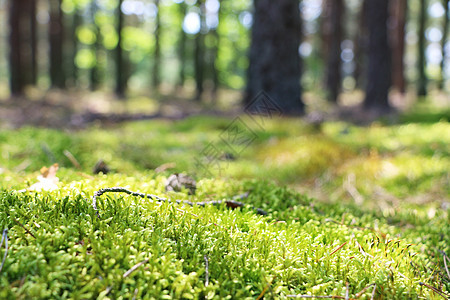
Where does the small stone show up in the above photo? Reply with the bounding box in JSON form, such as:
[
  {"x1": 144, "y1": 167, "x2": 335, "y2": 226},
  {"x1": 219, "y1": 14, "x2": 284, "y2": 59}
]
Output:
[
  {"x1": 165, "y1": 173, "x2": 196, "y2": 195},
  {"x1": 93, "y1": 159, "x2": 110, "y2": 174}
]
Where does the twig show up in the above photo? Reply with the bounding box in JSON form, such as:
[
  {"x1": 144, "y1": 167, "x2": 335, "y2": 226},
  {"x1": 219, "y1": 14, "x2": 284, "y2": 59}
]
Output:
[
  {"x1": 287, "y1": 295, "x2": 345, "y2": 299},
  {"x1": 123, "y1": 258, "x2": 150, "y2": 278},
  {"x1": 132, "y1": 288, "x2": 139, "y2": 300},
  {"x1": 370, "y1": 284, "x2": 376, "y2": 300},
  {"x1": 204, "y1": 255, "x2": 209, "y2": 287},
  {"x1": 345, "y1": 282, "x2": 349, "y2": 300},
  {"x1": 0, "y1": 229, "x2": 8, "y2": 273},
  {"x1": 419, "y1": 282, "x2": 449, "y2": 299},
  {"x1": 91, "y1": 187, "x2": 267, "y2": 218},
  {"x1": 354, "y1": 283, "x2": 375, "y2": 298},
  {"x1": 12, "y1": 218, "x2": 36, "y2": 239},
  {"x1": 63, "y1": 150, "x2": 81, "y2": 169},
  {"x1": 439, "y1": 250, "x2": 450, "y2": 280},
  {"x1": 319, "y1": 241, "x2": 348, "y2": 261}
]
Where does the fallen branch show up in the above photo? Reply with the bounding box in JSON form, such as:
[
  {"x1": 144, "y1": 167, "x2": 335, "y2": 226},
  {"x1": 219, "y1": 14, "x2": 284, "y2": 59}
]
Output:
[
  {"x1": 123, "y1": 258, "x2": 150, "y2": 278},
  {"x1": 91, "y1": 187, "x2": 267, "y2": 218}
]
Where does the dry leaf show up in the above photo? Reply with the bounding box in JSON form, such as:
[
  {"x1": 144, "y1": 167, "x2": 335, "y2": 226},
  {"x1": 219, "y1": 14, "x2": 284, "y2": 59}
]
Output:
[{"x1": 24, "y1": 163, "x2": 60, "y2": 192}]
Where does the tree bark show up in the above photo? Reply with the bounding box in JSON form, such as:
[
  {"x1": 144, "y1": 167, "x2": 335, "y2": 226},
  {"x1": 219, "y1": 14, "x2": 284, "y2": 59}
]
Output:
[
  {"x1": 9, "y1": 0, "x2": 23, "y2": 95},
  {"x1": 30, "y1": 0, "x2": 37, "y2": 85},
  {"x1": 417, "y1": 0, "x2": 428, "y2": 96},
  {"x1": 390, "y1": 0, "x2": 407, "y2": 94},
  {"x1": 152, "y1": 0, "x2": 161, "y2": 91},
  {"x1": 246, "y1": 0, "x2": 304, "y2": 115},
  {"x1": 115, "y1": 0, "x2": 126, "y2": 97},
  {"x1": 177, "y1": 2, "x2": 187, "y2": 88},
  {"x1": 353, "y1": 0, "x2": 369, "y2": 89},
  {"x1": 194, "y1": 0, "x2": 205, "y2": 101},
  {"x1": 322, "y1": 0, "x2": 344, "y2": 103},
  {"x1": 363, "y1": 0, "x2": 391, "y2": 111},
  {"x1": 439, "y1": 0, "x2": 449, "y2": 90},
  {"x1": 49, "y1": 0, "x2": 65, "y2": 88}
]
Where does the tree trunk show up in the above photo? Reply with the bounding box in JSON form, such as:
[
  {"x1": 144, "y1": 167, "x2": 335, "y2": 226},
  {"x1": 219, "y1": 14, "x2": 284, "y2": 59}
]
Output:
[
  {"x1": 439, "y1": 0, "x2": 449, "y2": 90},
  {"x1": 68, "y1": 8, "x2": 81, "y2": 87},
  {"x1": 353, "y1": 0, "x2": 369, "y2": 89},
  {"x1": 194, "y1": 0, "x2": 205, "y2": 101},
  {"x1": 363, "y1": 0, "x2": 391, "y2": 111},
  {"x1": 49, "y1": 0, "x2": 65, "y2": 89},
  {"x1": 177, "y1": 2, "x2": 187, "y2": 88},
  {"x1": 152, "y1": 0, "x2": 161, "y2": 91},
  {"x1": 390, "y1": 0, "x2": 407, "y2": 94},
  {"x1": 9, "y1": 0, "x2": 23, "y2": 95},
  {"x1": 115, "y1": 0, "x2": 126, "y2": 97},
  {"x1": 417, "y1": 0, "x2": 428, "y2": 96},
  {"x1": 30, "y1": 0, "x2": 37, "y2": 85},
  {"x1": 322, "y1": 0, "x2": 344, "y2": 103},
  {"x1": 246, "y1": 0, "x2": 303, "y2": 115},
  {"x1": 89, "y1": 0, "x2": 100, "y2": 91}
]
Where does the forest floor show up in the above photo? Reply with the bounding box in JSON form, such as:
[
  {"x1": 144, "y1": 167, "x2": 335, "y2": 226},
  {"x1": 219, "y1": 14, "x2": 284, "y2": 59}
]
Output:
[{"x1": 0, "y1": 90, "x2": 449, "y2": 298}]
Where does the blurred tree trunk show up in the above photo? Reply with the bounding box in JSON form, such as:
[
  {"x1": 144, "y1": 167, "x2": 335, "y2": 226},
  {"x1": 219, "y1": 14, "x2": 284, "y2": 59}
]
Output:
[
  {"x1": 68, "y1": 9, "x2": 81, "y2": 87},
  {"x1": 363, "y1": 0, "x2": 391, "y2": 111},
  {"x1": 194, "y1": 0, "x2": 205, "y2": 101},
  {"x1": 353, "y1": 0, "x2": 368, "y2": 89},
  {"x1": 152, "y1": 0, "x2": 161, "y2": 91},
  {"x1": 322, "y1": 0, "x2": 344, "y2": 103},
  {"x1": 115, "y1": 0, "x2": 126, "y2": 97},
  {"x1": 417, "y1": 0, "x2": 428, "y2": 96},
  {"x1": 439, "y1": 0, "x2": 449, "y2": 90},
  {"x1": 390, "y1": 0, "x2": 407, "y2": 94},
  {"x1": 9, "y1": 0, "x2": 36, "y2": 95},
  {"x1": 30, "y1": 0, "x2": 37, "y2": 85},
  {"x1": 245, "y1": 0, "x2": 304, "y2": 115},
  {"x1": 49, "y1": 0, "x2": 65, "y2": 89},
  {"x1": 177, "y1": 2, "x2": 187, "y2": 88},
  {"x1": 210, "y1": 19, "x2": 220, "y2": 103},
  {"x1": 89, "y1": 0, "x2": 100, "y2": 90}
]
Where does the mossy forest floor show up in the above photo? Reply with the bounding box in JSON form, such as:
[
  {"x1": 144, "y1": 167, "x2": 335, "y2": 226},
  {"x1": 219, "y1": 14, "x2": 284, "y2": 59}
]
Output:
[{"x1": 0, "y1": 100, "x2": 449, "y2": 299}]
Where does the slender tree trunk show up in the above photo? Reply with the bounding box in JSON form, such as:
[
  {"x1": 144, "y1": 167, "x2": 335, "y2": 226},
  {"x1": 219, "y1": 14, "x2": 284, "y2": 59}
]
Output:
[
  {"x1": 9, "y1": 0, "x2": 23, "y2": 95},
  {"x1": 49, "y1": 0, "x2": 65, "y2": 88},
  {"x1": 152, "y1": 0, "x2": 161, "y2": 91},
  {"x1": 177, "y1": 2, "x2": 187, "y2": 88},
  {"x1": 390, "y1": 0, "x2": 407, "y2": 94},
  {"x1": 194, "y1": 0, "x2": 205, "y2": 101},
  {"x1": 363, "y1": 0, "x2": 391, "y2": 111},
  {"x1": 68, "y1": 9, "x2": 81, "y2": 87},
  {"x1": 246, "y1": 0, "x2": 303, "y2": 115},
  {"x1": 210, "y1": 2, "x2": 222, "y2": 104},
  {"x1": 89, "y1": 0, "x2": 100, "y2": 90},
  {"x1": 417, "y1": 0, "x2": 428, "y2": 96},
  {"x1": 322, "y1": 0, "x2": 344, "y2": 103},
  {"x1": 353, "y1": 0, "x2": 368, "y2": 89},
  {"x1": 439, "y1": 0, "x2": 449, "y2": 90},
  {"x1": 30, "y1": 0, "x2": 37, "y2": 85},
  {"x1": 115, "y1": 0, "x2": 125, "y2": 97}
]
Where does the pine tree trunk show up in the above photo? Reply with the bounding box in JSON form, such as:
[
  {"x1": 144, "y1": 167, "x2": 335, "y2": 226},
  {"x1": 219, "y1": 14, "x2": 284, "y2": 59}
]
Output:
[
  {"x1": 245, "y1": 0, "x2": 303, "y2": 115},
  {"x1": 353, "y1": 0, "x2": 368, "y2": 90},
  {"x1": 115, "y1": 0, "x2": 125, "y2": 97},
  {"x1": 152, "y1": 0, "x2": 161, "y2": 91},
  {"x1": 49, "y1": 0, "x2": 65, "y2": 88},
  {"x1": 9, "y1": 0, "x2": 23, "y2": 95},
  {"x1": 30, "y1": 0, "x2": 37, "y2": 85},
  {"x1": 363, "y1": 0, "x2": 391, "y2": 112},
  {"x1": 390, "y1": 0, "x2": 407, "y2": 94},
  {"x1": 194, "y1": 0, "x2": 205, "y2": 101},
  {"x1": 322, "y1": 0, "x2": 344, "y2": 103},
  {"x1": 89, "y1": 0, "x2": 100, "y2": 91},
  {"x1": 439, "y1": 0, "x2": 449, "y2": 90},
  {"x1": 177, "y1": 2, "x2": 187, "y2": 88},
  {"x1": 417, "y1": 0, "x2": 428, "y2": 96}
]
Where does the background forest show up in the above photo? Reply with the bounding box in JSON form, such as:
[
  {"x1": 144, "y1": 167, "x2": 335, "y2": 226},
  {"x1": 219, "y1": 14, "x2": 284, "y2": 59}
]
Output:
[{"x1": 0, "y1": 0, "x2": 448, "y2": 117}]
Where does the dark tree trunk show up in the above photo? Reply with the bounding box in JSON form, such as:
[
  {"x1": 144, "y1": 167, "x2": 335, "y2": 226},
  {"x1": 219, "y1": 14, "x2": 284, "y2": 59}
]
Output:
[
  {"x1": 322, "y1": 0, "x2": 344, "y2": 103},
  {"x1": 9, "y1": 0, "x2": 36, "y2": 95},
  {"x1": 115, "y1": 0, "x2": 126, "y2": 97},
  {"x1": 353, "y1": 0, "x2": 369, "y2": 89},
  {"x1": 9, "y1": 0, "x2": 23, "y2": 95},
  {"x1": 363, "y1": 0, "x2": 391, "y2": 111},
  {"x1": 194, "y1": 0, "x2": 205, "y2": 101},
  {"x1": 246, "y1": 0, "x2": 303, "y2": 115},
  {"x1": 177, "y1": 2, "x2": 187, "y2": 88},
  {"x1": 417, "y1": 0, "x2": 428, "y2": 96},
  {"x1": 68, "y1": 9, "x2": 81, "y2": 86},
  {"x1": 89, "y1": 0, "x2": 100, "y2": 91},
  {"x1": 49, "y1": 0, "x2": 65, "y2": 89},
  {"x1": 390, "y1": 0, "x2": 407, "y2": 94},
  {"x1": 439, "y1": 0, "x2": 449, "y2": 90},
  {"x1": 152, "y1": 0, "x2": 161, "y2": 91},
  {"x1": 30, "y1": 0, "x2": 37, "y2": 85}
]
